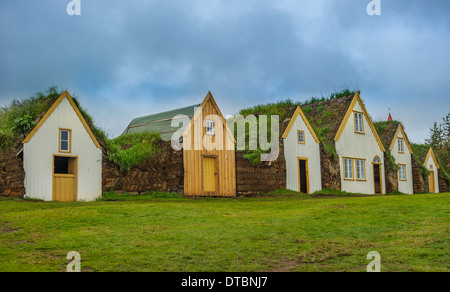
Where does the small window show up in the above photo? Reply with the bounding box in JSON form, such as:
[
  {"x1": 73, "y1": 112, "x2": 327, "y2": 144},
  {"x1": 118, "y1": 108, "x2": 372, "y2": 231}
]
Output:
[
  {"x1": 354, "y1": 112, "x2": 364, "y2": 133},
  {"x1": 59, "y1": 129, "x2": 71, "y2": 153},
  {"x1": 429, "y1": 165, "x2": 433, "y2": 170},
  {"x1": 398, "y1": 139, "x2": 404, "y2": 153},
  {"x1": 206, "y1": 120, "x2": 214, "y2": 136},
  {"x1": 356, "y1": 159, "x2": 365, "y2": 180},
  {"x1": 297, "y1": 130, "x2": 305, "y2": 144},
  {"x1": 373, "y1": 156, "x2": 381, "y2": 163},
  {"x1": 344, "y1": 158, "x2": 354, "y2": 180},
  {"x1": 399, "y1": 165, "x2": 406, "y2": 181}
]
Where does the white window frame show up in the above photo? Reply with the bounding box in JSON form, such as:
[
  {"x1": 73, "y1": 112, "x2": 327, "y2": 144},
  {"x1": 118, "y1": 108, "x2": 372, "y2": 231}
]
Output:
[
  {"x1": 354, "y1": 112, "x2": 364, "y2": 133},
  {"x1": 356, "y1": 159, "x2": 366, "y2": 181},
  {"x1": 344, "y1": 158, "x2": 354, "y2": 180},
  {"x1": 297, "y1": 130, "x2": 305, "y2": 144},
  {"x1": 399, "y1": 164, "x2": 406, "y2": 181},
  {"x1": 59, "y1": 129, "x2": 71, "y2": 153},
  {"x1": 206, "y1": 120, "x2": 214, "y2": 136},
  {"x1": 398, "y1": 138, "x2": 404, "y2": 153}
]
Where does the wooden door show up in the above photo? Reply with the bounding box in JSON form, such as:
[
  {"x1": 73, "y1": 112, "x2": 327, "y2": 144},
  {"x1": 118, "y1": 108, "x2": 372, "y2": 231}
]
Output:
[
  {"x1": 53, "y1": 174, "x2": 76, "y2": 201},
  {"x1": 203, "y1": 156, "x2": 217, "y2": 193},
  {"x1": 373, "y1": 164, "x2": 381, "y2": 194},
  {"x1": 429, "y1": 171, "x2": 435, "y2": 193}
]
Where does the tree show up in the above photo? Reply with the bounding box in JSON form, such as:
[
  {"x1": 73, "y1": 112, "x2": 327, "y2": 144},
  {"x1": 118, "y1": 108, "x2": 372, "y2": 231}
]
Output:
[{"x1": 426, "y1": 122, "x2": 443, "y2": 149}]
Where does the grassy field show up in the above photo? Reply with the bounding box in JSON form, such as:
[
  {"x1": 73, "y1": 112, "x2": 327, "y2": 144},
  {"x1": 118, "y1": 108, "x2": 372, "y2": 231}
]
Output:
[{"x1": 0, "y1": 192, "x2": 448, "y2": 272}]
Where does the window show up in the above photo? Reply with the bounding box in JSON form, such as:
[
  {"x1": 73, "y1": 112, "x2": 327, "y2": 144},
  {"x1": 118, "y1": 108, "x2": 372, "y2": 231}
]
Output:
[
  {"x1": 354, "y1": 112, "x2": 364, "y2": 133},
  {"x1": 429, "y1": 165, "x2": 433, "y2": 170},
  {"x1": 344, "y1": 158, "x2": 354, "y2": 180},
  {"x1": 297, "y1": 130, "x2": 305, "y2": 144},
  {"x1": 398, "y1": 139, "x2": 404, "y2": 153},
  {"x1": 399, "y1": 165, "x2": 406, "y2": 181},
  {"x1": 373, "y1": 156, "x2": 381, "y2": 164},
  {"x1": 356, "y1": 159, "x2": 366, "y2": 180},
  {"x1": 206, "y1": 120, "x2": 214, "y2": 135},
  {"x1": 59, "y1": 129, "x2": 71, "y2": 153}
]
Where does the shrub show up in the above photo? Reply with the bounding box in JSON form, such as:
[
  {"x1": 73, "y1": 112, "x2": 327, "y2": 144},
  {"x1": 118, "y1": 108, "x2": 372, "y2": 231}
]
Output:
[{"x1": 107, "y1": 132, "x2": 162, "y2": 172}]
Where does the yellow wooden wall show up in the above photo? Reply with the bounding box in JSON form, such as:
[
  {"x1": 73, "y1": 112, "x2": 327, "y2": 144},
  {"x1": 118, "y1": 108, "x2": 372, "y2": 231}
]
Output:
[{"x1": 183, "y1": 93, "x2": 236, "y2": 197}]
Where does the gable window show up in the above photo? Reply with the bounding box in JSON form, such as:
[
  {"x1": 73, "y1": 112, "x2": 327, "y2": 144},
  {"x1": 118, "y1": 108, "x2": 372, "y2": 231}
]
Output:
[
  {"x1": 59, "y1": 129, "x2": 71, "y2": 153},
  {"x1": 354, "y1": 112, "x2": 364, "y2": 134},
  {"x1": 344, "y1": 158, "x2": 354, "y2": 180},
  {"x1": 356, "y1": 159, "x2": 366, "y2": 181},
  {"x1": 206, "y1": 120, "x2": 214, "y2": 136},
  {"x1": 297, "y1": 130, "x2": 305, "y2": 144},
  {"x1": 399, "y1": 164, "x2": 406, "y2": 181},
  {"x1": 398, "y1": 138, "x2": 404, "y2": 153}
]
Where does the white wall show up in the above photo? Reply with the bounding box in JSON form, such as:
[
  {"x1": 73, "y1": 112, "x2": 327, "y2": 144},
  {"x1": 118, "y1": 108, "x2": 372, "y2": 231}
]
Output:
[
  {"x1": 336, "y1": 101, "x2": 386, "y2": 194},
  {"x1": 424, "y1": 155, "x2": 440, "y2": 193},
  {"x1": 284, "y1": 112, "x2": 322, "y2": 194},
  {"x1": 390, "y1": 129, "x2": 414, "y2": 194},
  {"x1": 23, "y1": 97, "x2": 102, "y2": 201}
]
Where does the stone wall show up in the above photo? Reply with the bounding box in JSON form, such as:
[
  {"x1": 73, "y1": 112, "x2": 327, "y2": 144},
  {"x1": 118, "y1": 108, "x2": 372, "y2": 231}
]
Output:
[
  {"x1": 235, "y1": 147, "x2": 286, "y2": 195},
  {"x1": 411, "y1": 156, "x2": 427, "y2": 193},
  {"x1": 102, "y1": 141, "x2": 184, "y2": 194},
  {"x1": 438, "y1": 174, "x2": 449, "y2": 193},
  {"x1": 320, "y1": 146, "x2": 341, "y2": 190},
  {"x1": 383, "y1": 153, "x2": 398, "y2": 193},
  {"x1": 0, "y1": 153, "x2": 25, "y2": 197}
]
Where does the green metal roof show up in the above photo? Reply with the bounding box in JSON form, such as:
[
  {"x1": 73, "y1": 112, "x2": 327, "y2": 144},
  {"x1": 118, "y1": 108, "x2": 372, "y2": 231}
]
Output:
[{"x1": 122, "y1": 104, "x2": 201, "y2": 141}]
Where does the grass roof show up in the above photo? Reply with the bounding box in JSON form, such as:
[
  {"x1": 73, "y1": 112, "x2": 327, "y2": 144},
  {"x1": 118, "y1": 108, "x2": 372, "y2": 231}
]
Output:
[
  {"x1": 232, "y1": 89, "x2": 357, "y2": 164},
  {"x1": 0, "y1": 87, "x2": 107, "y2": 154}
]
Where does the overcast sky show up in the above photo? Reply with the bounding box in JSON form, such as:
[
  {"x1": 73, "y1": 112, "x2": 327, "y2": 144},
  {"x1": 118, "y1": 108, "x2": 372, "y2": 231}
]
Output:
[{"x1": 1, "y1": 0, "x2": 449, "y2": 142}]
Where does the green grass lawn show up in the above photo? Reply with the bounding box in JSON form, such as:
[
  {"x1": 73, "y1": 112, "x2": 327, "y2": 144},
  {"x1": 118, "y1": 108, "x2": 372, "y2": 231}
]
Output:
[{"x1": 0, "y1": 193, "x2": 448, "y2": 272}]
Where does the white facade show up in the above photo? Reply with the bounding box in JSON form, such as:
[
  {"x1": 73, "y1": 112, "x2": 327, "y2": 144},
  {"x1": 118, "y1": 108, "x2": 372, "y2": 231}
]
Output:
[
  {"x1": 23, "y1": 93, "x2": 102, "y2": 201},
  {"x1": 424, "y1": 149, "x2": 440, "y2": 193},
  {"x1": 335, "y1": 96, "x2": 386, "y2": 194},
  {"x1": 389, "y1": 125, "x2": 414, "y2": 194},
  {"x1": 283, "y1": 107, "x2": 322, "y2": 194}
]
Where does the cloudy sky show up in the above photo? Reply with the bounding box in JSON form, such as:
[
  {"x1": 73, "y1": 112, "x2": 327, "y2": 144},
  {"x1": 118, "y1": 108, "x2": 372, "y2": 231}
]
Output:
[{"x1": 1, "y1": 0, "x2": 449, "y2": 142}]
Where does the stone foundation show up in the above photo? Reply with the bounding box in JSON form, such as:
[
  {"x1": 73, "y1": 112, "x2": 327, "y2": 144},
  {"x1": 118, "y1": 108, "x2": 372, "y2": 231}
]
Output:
[
  {"x1": 102, "y1": 141, "x2": 184, "y2": 194},
  {"x1": 235, "y1": 147, "x2": 286, "y2": 195},
  {"x1": 0, "y1": 153, "x2": 25, "y2": 197}
]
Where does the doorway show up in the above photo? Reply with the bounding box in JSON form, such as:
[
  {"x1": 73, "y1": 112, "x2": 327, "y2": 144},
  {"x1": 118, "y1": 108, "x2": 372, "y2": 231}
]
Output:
[
  {"x1": 53, "y1": 156, "x2": 77, "y2": 202},
  {"x1": 202, "y1": 156, "x2": 217, "y2": 193},
  {"x1": 429, "y1": 171, "x2": 435, "y2": 193},
  {"x1": 298, "y1": 158, "x2": 309, "y2": 194},
  {"x1": 373, "y1": 164, "x2": 381, "y2": 194}
]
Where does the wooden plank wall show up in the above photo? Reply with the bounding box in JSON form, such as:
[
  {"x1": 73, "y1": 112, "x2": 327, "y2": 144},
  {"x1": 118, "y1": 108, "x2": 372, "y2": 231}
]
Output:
[{"x1": 183, "y1": 95, "x2": 236, "y2": 197}]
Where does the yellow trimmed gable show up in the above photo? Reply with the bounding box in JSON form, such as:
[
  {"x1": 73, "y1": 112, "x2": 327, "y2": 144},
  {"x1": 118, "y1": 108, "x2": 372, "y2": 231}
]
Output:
[
  {"x1": 334, "y1": 92, "x2": 385, "y2": 152},
  {"x1": 424, "y1": 147, "x2": 439, "y2": 169},
  {"x1": 282, "y1": 106, "x2": 320, "y2": 143},
  {"x1": 22, "y1": 91, "x2": 102, "y2": 149},
  {"x1": 389, "y1": 123, "x2": 414, "y2": 154}
]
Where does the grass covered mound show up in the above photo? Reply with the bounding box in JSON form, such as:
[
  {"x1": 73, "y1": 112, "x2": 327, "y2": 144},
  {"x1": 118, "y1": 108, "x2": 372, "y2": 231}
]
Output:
[
  {"x1": 232, "y1": 89, "x2": 356, "y2": 165},
  {"x1": 106, "y1": 132, "x2": 163, "y2": 172}
]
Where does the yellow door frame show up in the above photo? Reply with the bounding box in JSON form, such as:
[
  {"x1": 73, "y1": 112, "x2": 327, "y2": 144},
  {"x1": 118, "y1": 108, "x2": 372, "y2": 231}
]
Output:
[
  {"x1": 52, "y1": 154, "x2": 78, "y2": 202},
  {"x1": 297, "y1": 157, "x2": 310, "y2": 194}
]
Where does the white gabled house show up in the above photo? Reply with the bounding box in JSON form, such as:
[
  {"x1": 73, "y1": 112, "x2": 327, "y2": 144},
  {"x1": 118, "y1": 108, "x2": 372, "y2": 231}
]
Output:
[
  {"x1": 334, "y1": 92, "x2": 386, "y2": 194},
  {"x1": 22, "y1": 91, "x2": 103, "y2": 202},
  {"x1": 424, "y1": 147, "x2": 440, "y2": 193},
  {"x1": 389, "y1": 123, "x2": 414, "y2": 194},
  {"x1": 282, "y1": 106, "x2": 322, "y2": 194}
]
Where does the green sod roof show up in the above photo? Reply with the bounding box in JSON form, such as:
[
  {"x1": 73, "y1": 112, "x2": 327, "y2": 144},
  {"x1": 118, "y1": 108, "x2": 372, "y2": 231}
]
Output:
[{"x1": 122, "y1": 104, "x2": 201, "y2": 141}]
